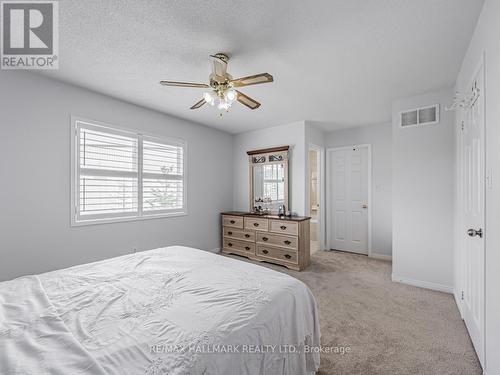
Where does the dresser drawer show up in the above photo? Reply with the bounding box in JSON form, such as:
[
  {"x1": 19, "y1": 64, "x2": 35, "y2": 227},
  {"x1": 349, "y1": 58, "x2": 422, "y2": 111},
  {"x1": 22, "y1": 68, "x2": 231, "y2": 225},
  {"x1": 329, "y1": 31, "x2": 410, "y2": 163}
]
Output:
[
  {"x1": 223, "y1": 227, "x2": 255, "y2": 242},
  {"x1": 244, "y1": 217, "x2": 268, "y2": 231},
  {"x1": 257, "y1": 245, "x2": 298, "y2": 264},
  {"x1": 269, "y1": 220, "x2": 299, "y2": 236},
  {"x1": 223, "y1": 215, "x2": 244, "y2": 229},
  {"x1": 223, "y1": 238, "x2": 255, "y2": 254},
  {"x1": 256, "y1": 232, "x2": 298, "y2": 250}
]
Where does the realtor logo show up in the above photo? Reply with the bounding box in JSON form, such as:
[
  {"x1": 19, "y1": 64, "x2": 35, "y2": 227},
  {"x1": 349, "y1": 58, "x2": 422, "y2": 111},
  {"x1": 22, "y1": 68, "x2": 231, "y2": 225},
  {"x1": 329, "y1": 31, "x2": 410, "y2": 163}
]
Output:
[{"x1": 1, "y1": 0, "x2": 58, "y2": 69}]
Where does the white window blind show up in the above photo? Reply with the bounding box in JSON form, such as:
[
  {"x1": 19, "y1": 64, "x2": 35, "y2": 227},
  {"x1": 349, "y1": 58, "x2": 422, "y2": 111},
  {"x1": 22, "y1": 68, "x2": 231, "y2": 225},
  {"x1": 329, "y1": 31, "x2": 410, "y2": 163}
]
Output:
[
  {"x1": 142, "y1": 139, "x2": 184, "y2": 213},
  {"x1": 72, "y1": 119, "x2": 187, "y2": 225}
]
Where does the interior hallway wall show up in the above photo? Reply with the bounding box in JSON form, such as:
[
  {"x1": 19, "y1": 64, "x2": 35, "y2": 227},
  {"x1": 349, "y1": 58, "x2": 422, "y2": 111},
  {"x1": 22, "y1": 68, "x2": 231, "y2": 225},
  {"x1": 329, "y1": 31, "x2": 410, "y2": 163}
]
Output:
[{"x1": 391, "y1": 89, "x2": 454, "y2": 292}]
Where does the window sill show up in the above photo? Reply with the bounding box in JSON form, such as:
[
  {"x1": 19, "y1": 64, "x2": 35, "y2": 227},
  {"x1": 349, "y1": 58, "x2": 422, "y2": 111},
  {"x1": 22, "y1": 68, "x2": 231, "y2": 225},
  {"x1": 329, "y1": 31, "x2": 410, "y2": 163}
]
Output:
[{"x1": 70, "y1": 210, "x2": 188, "y2": 227}]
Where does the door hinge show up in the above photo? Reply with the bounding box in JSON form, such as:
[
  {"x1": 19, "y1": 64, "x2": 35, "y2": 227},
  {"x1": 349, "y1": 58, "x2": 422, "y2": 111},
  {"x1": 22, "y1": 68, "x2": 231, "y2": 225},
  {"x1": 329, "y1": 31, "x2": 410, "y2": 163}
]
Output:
[
  {"x1": 461, "y1": 121, "x2": 464, "y2": 132},
  {"x1": 461, "y1": 291, "x2": 464, "y2": 300},
  {"x1": 486, "y1": 168, "x2": 493, "y2": 190}
]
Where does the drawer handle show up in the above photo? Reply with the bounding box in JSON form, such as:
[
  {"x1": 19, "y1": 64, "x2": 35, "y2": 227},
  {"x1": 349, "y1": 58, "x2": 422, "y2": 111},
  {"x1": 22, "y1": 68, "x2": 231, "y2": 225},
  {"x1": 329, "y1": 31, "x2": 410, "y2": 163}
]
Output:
[
  {"x1": 284, "y1": 240, "x2": 292, "y2": 245},
  {"x1": 253, "y1": 222, "x2": 259, "y2": 227},
  {"x1": 280, "y1": 225, "x2": 287, "y2": 230},
  {"x1": 245, "y1": 246, "x2": 250, "y2": 251},
  {"x1": 262, "y1": 237, "x2": 269, "y2": 242},
  {"x1": 230, "y1": 220, "x2": 236, "y2": 224},
  {"x1": 284, "y1": 254, "x2": 292, "y2": 259},
  {"x1": 262, "y1": 249, "x2": 269, "y2": 254},
  {"x1": 228, "y1": 243, "x2": 233, "y2": 247},
  {"x1": 245, "y1": 234, "x2": 250, "y2": 238},
  {"x1": 228, "y1": 231, "x2": 233, "y2": 235}
]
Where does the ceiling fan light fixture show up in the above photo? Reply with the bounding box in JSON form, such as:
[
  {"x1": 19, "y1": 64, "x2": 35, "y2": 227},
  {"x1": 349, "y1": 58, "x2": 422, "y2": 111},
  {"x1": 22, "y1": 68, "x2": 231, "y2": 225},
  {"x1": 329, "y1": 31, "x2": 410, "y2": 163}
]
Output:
[
  {"x1": 203, "y1": 91, "x2": 217, "y2": 106},
  {"x1": 225, "y1": 89, "x2": 237, "y2": 102},
  {"x1": 217, "y1": 99, "x2": 231, "y2": 111}
]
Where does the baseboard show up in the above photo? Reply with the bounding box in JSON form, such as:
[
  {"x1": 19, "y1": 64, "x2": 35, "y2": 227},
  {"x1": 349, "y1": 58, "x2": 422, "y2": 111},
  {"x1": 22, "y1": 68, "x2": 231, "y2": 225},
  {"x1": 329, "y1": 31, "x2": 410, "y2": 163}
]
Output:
[
  {"x1": 209, "y1": 248, "x2": 221, "y2": 253},
  {"x1": 369, "y1": 253, "x2": 392, "y2": 261},
  {"x1": 392, "y1": 274, "x2": 454, "y2": 294},
  {"x1": 453, "y1": 290, "x2": 464, "y2": 318}
]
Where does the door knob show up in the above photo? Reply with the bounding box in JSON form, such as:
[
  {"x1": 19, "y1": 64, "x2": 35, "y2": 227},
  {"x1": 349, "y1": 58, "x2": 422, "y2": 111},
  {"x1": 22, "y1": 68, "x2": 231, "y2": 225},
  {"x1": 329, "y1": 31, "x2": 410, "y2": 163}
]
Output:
[
  {"x1": 362, "y1": 204, "x2": 368, "y2": 209},
  {"x1": 467, "y1": 228, "x2": 483, "y2": 238}
]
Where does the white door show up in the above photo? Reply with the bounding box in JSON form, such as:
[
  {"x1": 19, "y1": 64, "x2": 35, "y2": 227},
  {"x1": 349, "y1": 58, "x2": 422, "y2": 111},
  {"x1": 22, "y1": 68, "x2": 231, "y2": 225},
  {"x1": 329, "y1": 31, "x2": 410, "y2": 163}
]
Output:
[
  {"x1": 461, "y1": 62, "x2": 485, "y2": 366},
  {"x1": 328, "y1": 146, "x2": 369, "y2": 254}
]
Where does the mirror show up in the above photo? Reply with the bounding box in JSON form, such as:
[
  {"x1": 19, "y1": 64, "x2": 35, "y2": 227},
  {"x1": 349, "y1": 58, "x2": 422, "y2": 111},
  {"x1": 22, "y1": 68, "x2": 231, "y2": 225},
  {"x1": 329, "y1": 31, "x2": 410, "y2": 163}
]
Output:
[{"x1": 248, "y1": 146, "x2": 289, "y2": 214}]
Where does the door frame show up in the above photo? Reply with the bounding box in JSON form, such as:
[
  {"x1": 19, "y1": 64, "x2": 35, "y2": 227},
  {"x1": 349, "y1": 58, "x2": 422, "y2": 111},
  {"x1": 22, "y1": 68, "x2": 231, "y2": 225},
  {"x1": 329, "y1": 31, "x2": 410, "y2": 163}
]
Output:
[
  {"x1": 307, "y1": 143, "x2": 326, "y2": 250},
  {"x1": 326, "y1": 144, "x2": 372, "y2": 256}
]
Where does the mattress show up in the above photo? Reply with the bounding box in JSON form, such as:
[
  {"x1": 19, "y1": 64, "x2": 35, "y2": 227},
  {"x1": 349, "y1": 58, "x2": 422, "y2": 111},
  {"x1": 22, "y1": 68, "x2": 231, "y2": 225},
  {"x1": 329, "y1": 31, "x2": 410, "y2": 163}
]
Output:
[{"x1": 0, "y1": 246, "x2": 320, "y2": 374}]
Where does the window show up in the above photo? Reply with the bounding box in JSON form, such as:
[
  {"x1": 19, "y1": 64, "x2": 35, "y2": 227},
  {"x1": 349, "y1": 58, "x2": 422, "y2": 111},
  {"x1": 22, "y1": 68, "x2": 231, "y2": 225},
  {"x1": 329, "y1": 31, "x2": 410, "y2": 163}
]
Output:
[
  {"x1": 71, "y1": 118, "x2": 186, "y2": 225},
  {"x1": 262, "y1": 164, "x2": 285, "y2": 202}
]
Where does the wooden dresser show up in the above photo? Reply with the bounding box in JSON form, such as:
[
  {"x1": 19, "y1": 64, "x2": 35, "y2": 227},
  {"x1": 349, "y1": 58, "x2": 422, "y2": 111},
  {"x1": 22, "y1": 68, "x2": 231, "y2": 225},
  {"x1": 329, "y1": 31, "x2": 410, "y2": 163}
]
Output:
[{"x1": 221, "y1": 212, "x2": 311, "y2": 271}]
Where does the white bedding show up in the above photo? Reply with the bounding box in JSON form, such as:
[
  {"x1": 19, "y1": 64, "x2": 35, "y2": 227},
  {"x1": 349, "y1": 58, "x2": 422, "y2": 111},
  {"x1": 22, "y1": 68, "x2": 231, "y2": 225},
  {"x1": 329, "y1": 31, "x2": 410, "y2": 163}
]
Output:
[{"x1": 0, "y1": 246, "x2": 320, "y2": 374}]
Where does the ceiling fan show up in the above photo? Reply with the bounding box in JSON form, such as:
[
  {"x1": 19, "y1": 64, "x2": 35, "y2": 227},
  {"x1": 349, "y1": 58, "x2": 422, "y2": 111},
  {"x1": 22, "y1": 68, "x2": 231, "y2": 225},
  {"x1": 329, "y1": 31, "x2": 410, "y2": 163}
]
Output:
[{"x1": 159, "y1": 53, "x2": 273, "y2": 114}]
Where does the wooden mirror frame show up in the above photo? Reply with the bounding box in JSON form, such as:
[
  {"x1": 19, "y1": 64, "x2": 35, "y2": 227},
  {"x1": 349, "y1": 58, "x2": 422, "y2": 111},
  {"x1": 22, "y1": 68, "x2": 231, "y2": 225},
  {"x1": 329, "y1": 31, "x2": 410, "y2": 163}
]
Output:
[{"x1": 247, "y1": 146, "x2": 289, "y2": 214}]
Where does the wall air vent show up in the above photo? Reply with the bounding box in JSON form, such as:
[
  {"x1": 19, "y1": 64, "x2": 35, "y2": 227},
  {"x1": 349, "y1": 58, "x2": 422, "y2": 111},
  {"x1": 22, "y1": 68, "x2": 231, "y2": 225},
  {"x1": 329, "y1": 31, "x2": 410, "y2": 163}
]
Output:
[{"x1": 400, "y1": 104, "x2": 439, "y2": 128}]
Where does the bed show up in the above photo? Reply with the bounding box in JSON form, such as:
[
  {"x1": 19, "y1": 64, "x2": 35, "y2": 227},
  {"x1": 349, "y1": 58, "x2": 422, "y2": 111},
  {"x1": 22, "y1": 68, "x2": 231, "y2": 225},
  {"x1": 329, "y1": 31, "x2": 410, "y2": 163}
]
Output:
[{"x1": 0, "y1": 246, "x2": 320, "y2": 374}]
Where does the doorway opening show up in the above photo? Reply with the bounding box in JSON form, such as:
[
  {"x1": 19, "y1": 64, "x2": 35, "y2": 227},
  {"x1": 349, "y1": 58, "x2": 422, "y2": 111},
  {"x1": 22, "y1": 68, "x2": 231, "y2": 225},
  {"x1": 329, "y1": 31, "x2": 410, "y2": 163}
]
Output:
[{"x1": 308, "y1": 145, "x2": 324, "y2": 254}]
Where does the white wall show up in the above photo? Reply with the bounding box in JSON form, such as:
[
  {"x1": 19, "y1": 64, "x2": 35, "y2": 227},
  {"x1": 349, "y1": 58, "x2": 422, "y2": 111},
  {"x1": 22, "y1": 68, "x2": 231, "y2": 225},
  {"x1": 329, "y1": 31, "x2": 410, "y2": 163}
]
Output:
[
  {"x1": 455, "y1": 1, "x2": 500, "y2": 373},
  {"x1": 0, "y1": 71, "x2": 233, "y2": 282},
  {"x1": 391, "y1": 89, "x2": 455, "y2": 292},
  {"x1": 232, "y1": 121, "x2": 307, "y2": 215},
  {"x1": 305, "y1": 122, "x2": 326, "y2": 149},
  {"x1": 325, "y1": 123, "x2": 393, "y2": 257}
]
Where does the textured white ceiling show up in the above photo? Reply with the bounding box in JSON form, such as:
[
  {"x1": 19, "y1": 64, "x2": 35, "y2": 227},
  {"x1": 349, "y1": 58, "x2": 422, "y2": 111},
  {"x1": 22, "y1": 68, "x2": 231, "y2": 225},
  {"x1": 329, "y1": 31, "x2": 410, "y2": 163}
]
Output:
[{"x1": 39, "y1": 0, "x2": 484, "y2": 133}]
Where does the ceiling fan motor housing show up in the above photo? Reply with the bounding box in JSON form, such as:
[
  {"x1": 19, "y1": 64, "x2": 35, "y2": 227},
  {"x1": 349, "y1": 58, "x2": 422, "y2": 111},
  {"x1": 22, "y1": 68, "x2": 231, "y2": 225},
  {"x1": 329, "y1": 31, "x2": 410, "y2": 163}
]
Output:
[
  {"x1": 209, "y1": 73, "x2": 233, "y2": 89},
  {"x1": 211, "y1": 53, "x2": 229, "y2": 64}
]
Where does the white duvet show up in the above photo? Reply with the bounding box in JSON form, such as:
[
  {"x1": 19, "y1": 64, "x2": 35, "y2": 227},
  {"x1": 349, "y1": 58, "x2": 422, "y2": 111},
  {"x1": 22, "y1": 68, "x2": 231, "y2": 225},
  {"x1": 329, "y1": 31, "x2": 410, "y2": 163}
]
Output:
[{"x1": 0, "y1": 246, "x2": 320, "y2": 375}]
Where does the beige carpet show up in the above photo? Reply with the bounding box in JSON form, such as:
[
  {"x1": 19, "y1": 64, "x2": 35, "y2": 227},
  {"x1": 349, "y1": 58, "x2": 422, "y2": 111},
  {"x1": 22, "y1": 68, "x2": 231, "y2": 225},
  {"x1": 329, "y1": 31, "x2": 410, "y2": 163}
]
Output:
[{"x1": 227, "y1": 250, "x2": 482, "y2": 375}]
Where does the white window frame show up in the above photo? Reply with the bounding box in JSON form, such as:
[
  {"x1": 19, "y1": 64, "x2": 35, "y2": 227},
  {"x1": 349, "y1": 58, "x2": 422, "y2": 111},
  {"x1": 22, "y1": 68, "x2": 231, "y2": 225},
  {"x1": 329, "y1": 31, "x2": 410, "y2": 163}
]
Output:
[{"x1": 70, "y1": 116, "x2": 188, "y2": 226}]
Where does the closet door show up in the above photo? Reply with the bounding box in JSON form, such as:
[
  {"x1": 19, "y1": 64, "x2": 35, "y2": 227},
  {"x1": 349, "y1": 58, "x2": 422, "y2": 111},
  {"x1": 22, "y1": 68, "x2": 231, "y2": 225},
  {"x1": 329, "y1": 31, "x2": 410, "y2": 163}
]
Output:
[
  {"x1": 461, "y1": 61, "x2": 485, "y2": 367},
  {"x1": 327, "y1": 146, "x2": 369, "y2": 254}
]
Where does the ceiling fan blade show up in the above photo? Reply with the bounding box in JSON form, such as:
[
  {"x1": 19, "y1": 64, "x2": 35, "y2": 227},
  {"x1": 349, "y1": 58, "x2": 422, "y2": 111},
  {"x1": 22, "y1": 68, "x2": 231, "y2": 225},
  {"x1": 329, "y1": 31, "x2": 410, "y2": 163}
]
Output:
[
  {"x1": 210, "y1": 54, "x2": 228, "y2": 78},
  {"x1": 190, "y1": 99, "x2": 206, "y2": 110},
  {"x1": 159, "y1": 81, "x2": 209, "y2": 88},
  {"x1": 230, "y1": 73, "x2": 273, "y2": 88},
  {"x1": 236, "y1": 90, "x2": 261, "y2": 110}
]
